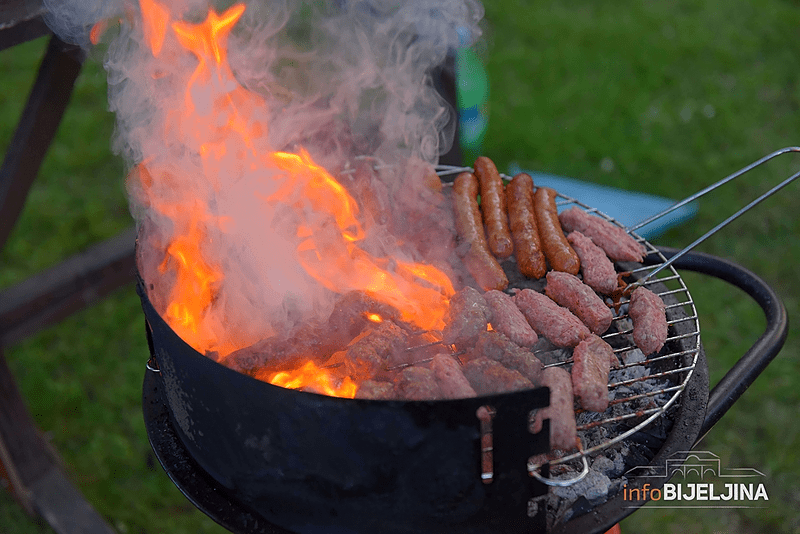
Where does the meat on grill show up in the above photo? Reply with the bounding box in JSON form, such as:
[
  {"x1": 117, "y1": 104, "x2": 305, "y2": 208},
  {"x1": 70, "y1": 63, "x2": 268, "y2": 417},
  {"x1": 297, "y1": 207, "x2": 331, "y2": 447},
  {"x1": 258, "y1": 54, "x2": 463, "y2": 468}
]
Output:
[
  {"x1": 462, "y1": 357, "x2": 534, "y2": 395},
  {"x1": 327, "y1": 290, "x2": 401, "y2": 346},
  {"x1": 452, "y1": 171, "x2": 509, "y2": 291},
  {"x1": 470, "y1": 330, "x2": 543, "y2": 385},
  {"x1": 431, "y1": 354, "x2": 477, "y2": 398},
  {"x1": 224, "y1": 323, "x2": 337, "y2": 375},
  {"x1": 344, "y1": 320, "x2": 408, "y2": 380},
  {"x1": 545, "y1": 271, "x2": 613, "y2": 335},
  {"x1": 567, "y1": 231, "x2": 618, "y2": 295},
  {"x1": 393, "y1": 367, "x2": 442, "y2": 400},
  {"x1": 513, "y1": 288, "x2": 590, "y2": 348},
  {"x1": 354, "y1": 380, "x2": 394, "y2": 400},
  {"x1": 442, "y1": 286, "x2": 492, "y2": 346},
  {"x1": 532, "y1": 366, "x2": 577, "y2": 450},
  {"x1": 506, "y1": 172, "x2": 547, "y2": 279},
  {"x1": 558, "y1": 206, "x2": 647, "y2": 263},
  {"x1": 474, "y1": 156, "x2": 514, "y2": 259},
  {"x1": 571, "y1": 334, "x2": 614, "y2": 412},
  {"x1": 534, "y1": 187, "x2": 581, "y2": 275},
  {"x1": 628, "y1": 286, "x2": 668, "y2": 355},
  {"x1": 483, "y1": 289, "x2": 538, "y2": 347}
]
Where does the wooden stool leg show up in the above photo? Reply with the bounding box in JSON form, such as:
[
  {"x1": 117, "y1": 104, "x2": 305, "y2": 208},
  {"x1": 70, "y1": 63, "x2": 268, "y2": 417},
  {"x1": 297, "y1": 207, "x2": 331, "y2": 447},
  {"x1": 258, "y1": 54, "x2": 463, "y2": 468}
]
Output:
[{"x1": 0, "y1": 346, "x2": 116, "y2": 534}]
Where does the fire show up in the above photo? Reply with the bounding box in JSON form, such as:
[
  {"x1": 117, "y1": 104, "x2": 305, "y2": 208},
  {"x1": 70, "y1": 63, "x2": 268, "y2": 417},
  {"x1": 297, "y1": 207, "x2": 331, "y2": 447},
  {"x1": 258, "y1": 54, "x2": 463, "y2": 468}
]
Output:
[
  {"x1": 264, "y1": 362, "x2": 357, "y2": 399},
  {"x1": 133, "y1": 3, "x2": 455, "y2": 392}
]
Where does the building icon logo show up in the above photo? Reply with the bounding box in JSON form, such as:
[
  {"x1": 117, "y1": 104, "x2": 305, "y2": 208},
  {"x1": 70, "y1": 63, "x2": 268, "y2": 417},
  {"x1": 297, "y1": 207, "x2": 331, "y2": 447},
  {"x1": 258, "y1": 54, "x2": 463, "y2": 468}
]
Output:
[{"x1": 623, "y1": 450, "x2": 769, "y2": 507}]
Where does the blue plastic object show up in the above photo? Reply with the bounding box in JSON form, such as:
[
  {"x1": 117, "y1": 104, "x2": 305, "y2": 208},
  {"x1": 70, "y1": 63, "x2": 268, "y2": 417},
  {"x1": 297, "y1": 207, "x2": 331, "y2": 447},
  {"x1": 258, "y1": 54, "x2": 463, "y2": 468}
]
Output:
[{"x1": 507, "y1": 164, "x2": 698, "y2": 240}]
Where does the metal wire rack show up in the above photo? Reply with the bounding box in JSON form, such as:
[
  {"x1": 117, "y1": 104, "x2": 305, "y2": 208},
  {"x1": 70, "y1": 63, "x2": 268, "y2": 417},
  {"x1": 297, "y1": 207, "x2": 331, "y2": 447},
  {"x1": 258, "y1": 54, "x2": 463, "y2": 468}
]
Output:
[{"x1": 432, "y1": 146, "x2": 800, "y2": 485}]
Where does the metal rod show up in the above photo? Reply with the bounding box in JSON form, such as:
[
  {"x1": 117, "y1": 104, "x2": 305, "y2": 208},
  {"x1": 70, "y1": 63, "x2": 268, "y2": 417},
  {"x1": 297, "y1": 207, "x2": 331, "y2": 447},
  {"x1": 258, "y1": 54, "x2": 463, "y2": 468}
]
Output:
[
  {"x1": 639, "y1": 166, "x2": 800, "y2": 284},
  {"x1": 627, "y1": 146, "x2": 800, "y2": 232}
]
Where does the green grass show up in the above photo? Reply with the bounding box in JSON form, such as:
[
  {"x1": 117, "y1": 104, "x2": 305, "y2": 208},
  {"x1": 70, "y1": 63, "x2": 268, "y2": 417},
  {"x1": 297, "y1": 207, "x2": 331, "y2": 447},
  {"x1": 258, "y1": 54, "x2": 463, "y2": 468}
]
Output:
[{"x1": 2, "y1": 1, "x2": 800, "y2": 532}]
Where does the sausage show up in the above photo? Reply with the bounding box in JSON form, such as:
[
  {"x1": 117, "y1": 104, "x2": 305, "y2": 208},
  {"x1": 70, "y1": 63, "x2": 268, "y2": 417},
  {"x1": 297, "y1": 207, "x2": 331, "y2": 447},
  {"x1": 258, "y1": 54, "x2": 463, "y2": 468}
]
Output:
[
  {"x1": 471, "y1": 330, "x2": 542, "y2": 385},
  {"x1": 567, "y1": 231, "x2": 618, "y2": 295},
  {"x1": 559, "y1": 206, "x2": 646, "y2": 263},
  {"x1": 452, "y1": 172, "x2": 509, "y2": 291},
  {"x1": 483, "y1": 289, "x2": 538, "y2": 347},
  {"x1": 474, "y1": 156, "x2": 514, "y2": 258},
  {"x1": 506, "y1": 173, "x2": 547, "y2": 279},
  {"x1": 532, "y1": 366, "x2": 577, "y2": 451},
  {"x1": 462, "y1": 357, "x2": 533, "y2": 395},
  {"x1": 628, "y1": 286, "x2": 668, "y2": 355},
  {"x1": 431, "y1": 354, "x2": 477, "y2": 398},
  {"x1": 442, "y1": 286, "x2": 492, "y2": 346},
  {"x1": 571, "y1": 334, "x2": 614, "y2": 412},
  {"x1": 533, "y1": 187, "x2": 580, "y2": 275},
  {"x1": 513, "y1": 288, "x2": 590, "y2": 348},
  {"x1": 344, "y1": 320, "x2": 407, "y2": 380},
  {"x1": 393, "y1": 367, "x2": 442, "y2": 400},
  {"x1": 545, "y1": 271, "x2": 613, "y2": 335}
]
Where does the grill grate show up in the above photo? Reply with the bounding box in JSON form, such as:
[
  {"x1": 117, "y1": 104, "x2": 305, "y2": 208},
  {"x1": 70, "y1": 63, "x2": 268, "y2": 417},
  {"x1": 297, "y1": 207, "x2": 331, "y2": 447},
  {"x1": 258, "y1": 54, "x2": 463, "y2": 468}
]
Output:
[{"x1": 432, "y1": 165, "x2": 702, "y2": 483}]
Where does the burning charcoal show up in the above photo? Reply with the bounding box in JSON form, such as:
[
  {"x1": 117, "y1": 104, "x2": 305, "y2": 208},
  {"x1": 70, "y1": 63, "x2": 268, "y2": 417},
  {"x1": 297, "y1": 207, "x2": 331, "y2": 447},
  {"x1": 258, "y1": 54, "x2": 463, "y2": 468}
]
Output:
[
  {"x1": 393, "y1": 367, "x2": 441, "y2": 400},
  {"x1": 344, "y1": 320, "x2": 407, "y2": 380},
  {"x1": 430, "y1": 354, "x2": 476, "y2": 399},
  {"x1": 328, "y1": 291, "x2": 401, "y2": 346},
  {"x1": 462, "y1": 357, "x2": 533, "y2": 395},
  {"x1": 442, "y1": 286, "x2": 492, "y2": 346},
  {"x1": 470, "y1": 331, "x2": 543, "y2": 386},
  {"x1": 552, "y1": 469, "x2": 612, "y2": 507},
  {"x1": 532, "y1": 366, "x2": 577, "y2": 451},
  {"x1": 355, "y1": 380, "x2": 394, "y2": 400}
]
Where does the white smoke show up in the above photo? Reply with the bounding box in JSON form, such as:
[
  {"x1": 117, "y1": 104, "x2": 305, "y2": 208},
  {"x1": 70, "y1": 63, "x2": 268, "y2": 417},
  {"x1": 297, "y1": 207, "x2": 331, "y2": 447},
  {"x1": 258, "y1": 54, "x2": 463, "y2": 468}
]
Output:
[{"x1": 42, "y1": 0, "x2": 484, "y2": 357}]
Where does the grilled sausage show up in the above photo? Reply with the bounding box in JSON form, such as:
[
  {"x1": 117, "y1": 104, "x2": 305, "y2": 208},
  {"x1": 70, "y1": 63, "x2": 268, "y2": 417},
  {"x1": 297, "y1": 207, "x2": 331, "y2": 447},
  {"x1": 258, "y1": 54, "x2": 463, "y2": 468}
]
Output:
[
  {"x1": 567, "y1": 231, "x2": 618, "y2": 295},
  {"x1": 559, "y1": 206, "x2": 646, "y2": 263},
  {"x1": 474, "y1": 156, "x2": 514, "y2": 259},
  {"x1": 513, "y1": 288, "x2": 590, "y2": 348},
  {"x1": 534, "y1": 187, "x2": 580, "y2": 275},
  {"x1": 462, "y1": 357, "x2": 533, "y2": 395},
  {"x1": 431, "y1": 354, "x2": 477, "y2": 398},
  {"x1": 452, "y1": 172, "x2": 509, "y2": 291},
  {"x1": 545, "y1": 271, "x2": 613, "y2": 335},
  {"x1": 483, "y1": 289, "x2": 538, "y2": 347},
  {"x1": 507, "y1": 173, "x2": 547, "y2": 279},
  {"x1": 442, "y1": 286, "x2": 492, "y2": 347},
  {"x1": 571, "y1": 334, "x2": 614, "y2": 412},
  {"x1": 393, "y1": 367, "x2": 442, "y2": 400},
  {"x1": 344, "y1": 320, "x2": 407, "y2": 380},
  {"x1": 471, "y1": 330, "x2": 543, "y2": 385},
  {"x1": 628, "y1": 286, "x2": 668, "y2": 355},
  {"x1": 532, "y1": 366, "x2": 577, "y2": 451}
]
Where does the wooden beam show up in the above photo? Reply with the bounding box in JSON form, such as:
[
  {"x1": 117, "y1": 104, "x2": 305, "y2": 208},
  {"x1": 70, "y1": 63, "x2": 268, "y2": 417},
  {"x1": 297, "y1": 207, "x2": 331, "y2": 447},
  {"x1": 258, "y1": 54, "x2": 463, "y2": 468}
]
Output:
[
  {"x1": 0, "y1": 346, "x2": 117, "y2": 533},
  {"x1": 0, "y1": 35, "x2": 84, "y2": 250},
  {"x1": 0, "y1": 227, "x2": 137, "y2": 347}
]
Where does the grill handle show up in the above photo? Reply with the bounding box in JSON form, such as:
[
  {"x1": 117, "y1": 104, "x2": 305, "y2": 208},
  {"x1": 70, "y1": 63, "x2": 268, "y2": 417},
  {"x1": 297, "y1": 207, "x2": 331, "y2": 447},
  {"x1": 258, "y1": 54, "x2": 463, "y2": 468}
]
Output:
[{"x1": 654, "y1": 246, "x2": 788, "y2": 443}]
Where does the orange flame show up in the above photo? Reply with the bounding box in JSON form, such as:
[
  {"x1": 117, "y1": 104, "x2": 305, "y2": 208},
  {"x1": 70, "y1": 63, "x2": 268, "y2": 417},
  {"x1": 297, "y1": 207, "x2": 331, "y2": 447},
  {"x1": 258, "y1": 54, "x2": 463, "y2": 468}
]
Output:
[
  {"x1": 136, "y1": 3, "x2": 455, "y2": 393},
  {"x1": 265, "y1": 362, "x2": 357, "y2": 398},
  {"x1": 140, "y1": 0, "x2": 169, "y2": 56}
]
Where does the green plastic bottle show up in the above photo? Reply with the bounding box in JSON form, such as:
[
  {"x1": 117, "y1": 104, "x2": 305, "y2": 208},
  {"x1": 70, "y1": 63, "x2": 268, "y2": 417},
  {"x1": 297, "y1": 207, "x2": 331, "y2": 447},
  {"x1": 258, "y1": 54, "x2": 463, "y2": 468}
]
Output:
[{"x1": 455, "y1": 37, "x2": 489, "y2": 165}]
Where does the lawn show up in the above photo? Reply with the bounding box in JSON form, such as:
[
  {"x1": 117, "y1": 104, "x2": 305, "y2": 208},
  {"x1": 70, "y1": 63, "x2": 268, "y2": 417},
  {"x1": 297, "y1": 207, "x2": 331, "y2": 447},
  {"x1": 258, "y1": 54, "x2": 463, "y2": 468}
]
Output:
[{"x1": 1, "y1": 1, "x2": 799, "y2": 533}]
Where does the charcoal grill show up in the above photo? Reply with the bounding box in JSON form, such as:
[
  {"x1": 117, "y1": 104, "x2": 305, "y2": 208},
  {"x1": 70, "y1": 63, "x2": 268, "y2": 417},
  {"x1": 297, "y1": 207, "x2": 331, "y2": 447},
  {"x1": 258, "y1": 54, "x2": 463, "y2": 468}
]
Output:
[{"x1": 140, "y1": 149, "x2": 793, "y2": 533}]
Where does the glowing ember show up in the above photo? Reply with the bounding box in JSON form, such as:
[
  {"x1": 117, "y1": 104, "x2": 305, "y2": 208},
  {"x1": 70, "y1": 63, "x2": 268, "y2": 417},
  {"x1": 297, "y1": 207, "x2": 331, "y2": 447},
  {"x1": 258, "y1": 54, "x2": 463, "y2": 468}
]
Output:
[{"x1": 264, "y1": 362, "x2": 357, "y2": 399}]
